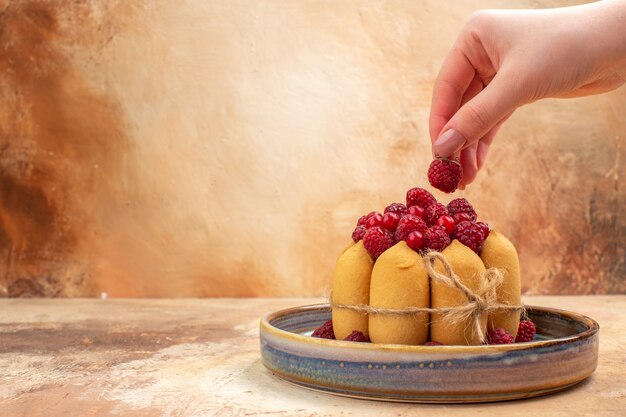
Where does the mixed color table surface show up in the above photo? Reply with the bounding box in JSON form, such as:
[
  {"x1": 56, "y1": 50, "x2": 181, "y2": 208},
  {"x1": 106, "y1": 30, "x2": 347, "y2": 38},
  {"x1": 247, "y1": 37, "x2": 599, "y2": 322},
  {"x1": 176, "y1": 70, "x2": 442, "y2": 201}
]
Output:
[{"x1": 0, "y1": 296, "x2": 624, "y2": 416}]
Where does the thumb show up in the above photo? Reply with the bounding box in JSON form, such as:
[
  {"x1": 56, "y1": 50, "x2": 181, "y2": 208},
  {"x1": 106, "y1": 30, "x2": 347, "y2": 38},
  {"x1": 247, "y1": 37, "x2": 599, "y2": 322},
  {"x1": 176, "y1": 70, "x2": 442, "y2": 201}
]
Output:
[{"x1": 433, "y1": 74, "x2": 522, "y2": 157}]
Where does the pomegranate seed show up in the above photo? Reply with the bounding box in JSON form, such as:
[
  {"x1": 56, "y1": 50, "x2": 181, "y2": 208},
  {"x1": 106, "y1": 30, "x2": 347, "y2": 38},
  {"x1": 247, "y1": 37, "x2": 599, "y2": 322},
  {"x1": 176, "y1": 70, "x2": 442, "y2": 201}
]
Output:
[
  {"x1": 381, "y1": 212, "x2": 400, "y2": 231},
  {"x1": 365, "y1": 212, "x2": 384, "y2": 229},
  {"x1": 406, "y1": 230, "x2": 425, "y2": 251},
  {"x1": 436, "y1": 215, "x2": 456, "y2": 235}
]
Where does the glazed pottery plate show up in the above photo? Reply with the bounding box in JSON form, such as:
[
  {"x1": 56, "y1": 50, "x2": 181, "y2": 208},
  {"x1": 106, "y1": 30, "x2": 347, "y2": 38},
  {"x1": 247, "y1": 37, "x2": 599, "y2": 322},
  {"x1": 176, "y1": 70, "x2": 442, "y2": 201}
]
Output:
[{"x1": 259, "y1": 304, "x2": 599, "y2": 403}]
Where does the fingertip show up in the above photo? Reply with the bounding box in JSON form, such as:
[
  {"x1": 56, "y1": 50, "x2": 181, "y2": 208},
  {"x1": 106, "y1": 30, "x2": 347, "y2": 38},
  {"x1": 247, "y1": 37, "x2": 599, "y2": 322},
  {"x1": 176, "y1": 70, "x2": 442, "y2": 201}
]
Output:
[
  {"x1": 459, "y1": 144, "x2": 478, "y2": 186},
  {"x1": 477, "y1": 141, "x2": 490, "y2": 170}
]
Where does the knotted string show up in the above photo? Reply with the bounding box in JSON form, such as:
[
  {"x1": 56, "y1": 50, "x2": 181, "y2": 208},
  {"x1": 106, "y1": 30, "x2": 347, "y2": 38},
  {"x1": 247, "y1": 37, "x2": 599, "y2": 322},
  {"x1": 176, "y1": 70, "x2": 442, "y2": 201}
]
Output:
[{"x1": 329, "y1": 251, "x2": 524, "y2": 343}]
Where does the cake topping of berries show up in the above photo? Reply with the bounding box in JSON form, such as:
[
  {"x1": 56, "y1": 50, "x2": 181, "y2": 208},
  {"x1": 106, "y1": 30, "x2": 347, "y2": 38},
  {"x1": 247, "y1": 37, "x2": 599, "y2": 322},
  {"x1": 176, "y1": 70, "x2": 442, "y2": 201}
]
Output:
[
  {"x1": 454, "y1": 221, "x2": 485, "y2": 253},
  {"x1": 394, "y1": 215, "x2": 428, "y2": 242},
  {"x1": 312, "y1": 320, "x2": 335, "y2": 339},
  {"x1": 384, "y1": 202, "x2": 408, "y2": 217},
  {"x1": 428, "y1": 158, "x2": 463, "y2": 193},
  {"x1": 344, "y1": 330, "x2": 370, "y2": 342},
  {"x1": 363, "y1": 227, "x2": 394, "y2": 259},
  {"x1": 515, "y1": 320, "x2": 536, "y2": 343},
  {"x1": 406, "y1": 187, "x2": 436, "y2": 209},
  {"x1": 486, "y1": 328, "x2": 514, "y2": 344},
  {"x1": 423, "y1": 341, "x2": 443, "y2": 346},
  {"x1": 425, "y1": 202, "x2": 449, "y2": 226},
  {"x1": 405, "y1": 231, "x2": 425, "y2": 251},
  {"x1": 351, "y1": 186, "x2": 494, "y2": 261},
  {"x1": 447, "y1": 198, "x2": 477, "y2": 221},
  {"x1": 352, "y1": 225, "x2": 367, "y2": 243},
  {"x1": 424, "y1": 225, "x2": 451, "y2": 252}
]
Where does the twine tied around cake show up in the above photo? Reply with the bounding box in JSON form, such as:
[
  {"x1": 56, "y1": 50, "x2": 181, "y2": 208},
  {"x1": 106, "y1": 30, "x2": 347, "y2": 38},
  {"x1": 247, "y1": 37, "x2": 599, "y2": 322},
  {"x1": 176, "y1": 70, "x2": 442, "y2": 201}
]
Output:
[{"x1": 329, "y1": 251, "x2": 524, "y2": 343}]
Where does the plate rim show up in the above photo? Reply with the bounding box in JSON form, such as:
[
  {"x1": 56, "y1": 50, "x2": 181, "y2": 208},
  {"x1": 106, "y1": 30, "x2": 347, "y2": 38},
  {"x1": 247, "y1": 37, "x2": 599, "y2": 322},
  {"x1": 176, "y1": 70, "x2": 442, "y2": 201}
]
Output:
[{"x1": 260, "y1": 303, "x2": 600, "y2": 352}]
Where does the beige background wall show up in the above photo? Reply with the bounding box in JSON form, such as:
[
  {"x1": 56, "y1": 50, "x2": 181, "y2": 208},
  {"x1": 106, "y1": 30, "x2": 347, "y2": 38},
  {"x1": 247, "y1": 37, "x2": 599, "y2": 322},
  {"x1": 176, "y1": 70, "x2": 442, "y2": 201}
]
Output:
[{"x1": 0, "y1": 0, "x2": 624, "y2": 297}]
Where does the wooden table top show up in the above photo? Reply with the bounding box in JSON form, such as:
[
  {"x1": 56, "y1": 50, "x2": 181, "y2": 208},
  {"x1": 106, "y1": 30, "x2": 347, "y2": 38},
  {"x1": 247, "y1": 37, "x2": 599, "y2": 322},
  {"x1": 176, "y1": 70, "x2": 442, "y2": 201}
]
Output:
[{"x1": 0, "y1": 296, "x2": 624, "y2": 416}]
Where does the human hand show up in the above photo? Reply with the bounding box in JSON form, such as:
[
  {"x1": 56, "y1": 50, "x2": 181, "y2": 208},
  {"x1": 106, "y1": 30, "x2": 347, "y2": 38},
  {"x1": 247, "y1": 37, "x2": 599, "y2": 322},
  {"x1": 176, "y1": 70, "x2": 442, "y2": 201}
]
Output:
[{"x1": 429, "y1": 1, "x2": 626, "y2": 188}]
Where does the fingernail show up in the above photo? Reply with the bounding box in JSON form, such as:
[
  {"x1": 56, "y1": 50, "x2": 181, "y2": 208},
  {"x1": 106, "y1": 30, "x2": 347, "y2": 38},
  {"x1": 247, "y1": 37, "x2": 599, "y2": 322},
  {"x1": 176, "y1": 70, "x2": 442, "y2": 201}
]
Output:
[{"x1": 433, "y1": 129, "x2": 466, "y2": 158}]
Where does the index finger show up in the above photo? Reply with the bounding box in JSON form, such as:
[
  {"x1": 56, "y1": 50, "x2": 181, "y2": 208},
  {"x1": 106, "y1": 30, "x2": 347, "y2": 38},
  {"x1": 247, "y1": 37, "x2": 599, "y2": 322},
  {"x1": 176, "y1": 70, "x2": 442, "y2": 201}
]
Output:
[{"x1": 429, "y1": 45, "x2": 476, "y2": 142}]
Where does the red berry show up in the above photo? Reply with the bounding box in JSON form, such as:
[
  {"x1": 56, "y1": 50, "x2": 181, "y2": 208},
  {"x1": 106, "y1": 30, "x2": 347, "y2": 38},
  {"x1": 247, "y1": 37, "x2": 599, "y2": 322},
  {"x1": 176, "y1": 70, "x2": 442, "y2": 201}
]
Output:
[
  {"x1": 406, "y1": 187, "x2": 437, "y2": 209},
  {"x1": 406, "y1": 231, "x2": 425, "y2": 251},
  {"x1": 454, "y1": 221, "x2": 485, "y2": 253},
  {"x1": 424, "y1": 225, "x2": 451, "y2": 251},
  {"x1": 381, "y1": 212, "x2": 400, "y2": 231},
  {"x1": 515, "y1": 320, "x2": 536, "y2": 343},
  {"x1": 423, "y1": 341, "x2": 443, "y2": 346},
  {"x1": 357, "y1": 215, "x2": 368, "y2": 226},
  {"x1": 436, "y1": 215, "x2": 455, "y2": 234},
  {"x1": 384, "y1": 202, "x2": 408, "y2": 217},
  {"x1": 365, "y1": 212, "x2": 384, "y2": 229},
  {"x1": 447, "y1": 198, "x2": 477, "y2": 221},
  {"x1": 352, "y1": 225, "x2": 367, "y2": 243},
  {"x1": 477, "y1": 221, "x2": 490, "y2": 239},
  {"x1": 427, "y1": 158, "x2": 463, "y2": 193},
  {"x1": 424, "y1": 202, "x2": 449, "y2": 226},
  {"x1": 312, "y1": 320, "x2": 335, "y2": 339},
  {"x1": 344, "y1": 330, "x2": 370, "y2": 342},
  {"x1": 452, "y1": 212, "x2": 472, "y2": 224},
  {"x1": 394, "y1": 215, "x2": 428, "y2": 242},
  {"x1": 486, "y1": 328, "x2": 514, "y2": 345},
  {"x1": 407, "y1": 205, "x2": 425, "y2": 218},
  {"x1": 363, "y1": 227, "x2": 394, "y2": 259}
]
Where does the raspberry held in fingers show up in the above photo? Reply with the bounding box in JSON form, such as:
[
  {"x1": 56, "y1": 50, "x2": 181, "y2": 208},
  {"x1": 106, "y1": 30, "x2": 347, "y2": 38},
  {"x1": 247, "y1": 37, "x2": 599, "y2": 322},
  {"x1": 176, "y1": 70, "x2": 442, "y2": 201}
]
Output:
[{"x1": 427, "y1": 158, "x2": 463, "y2": 193}]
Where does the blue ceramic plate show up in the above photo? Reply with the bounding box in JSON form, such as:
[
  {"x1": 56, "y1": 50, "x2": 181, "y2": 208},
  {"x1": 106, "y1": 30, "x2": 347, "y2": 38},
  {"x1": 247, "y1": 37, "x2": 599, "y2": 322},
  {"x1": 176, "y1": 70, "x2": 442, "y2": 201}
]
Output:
[{"x1": 259, "y1": 304, "x2": 599, "y2": 403}]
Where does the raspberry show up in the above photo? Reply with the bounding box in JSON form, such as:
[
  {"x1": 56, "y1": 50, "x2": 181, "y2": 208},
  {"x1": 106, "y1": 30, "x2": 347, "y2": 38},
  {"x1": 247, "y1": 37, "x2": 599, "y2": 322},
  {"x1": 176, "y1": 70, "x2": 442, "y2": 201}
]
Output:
[
  {"x1": 486, "y1": 328, "x2": 514, "y2": 344},
  {"x1": 427, "y1": 158, "x2": 463, "y2": 193},
  {"x1": 406, "y1": 231, "x2": 425, "y2": 251},
  {"x1": 423, "y1": 341, "x2": 443, "y2": 346},
  {"x1": 312, "y1": 320, "x2": 335, "y2": 339},
  {"x1": 407, "y1": 205, "x2": 425, "y2": 218},
  {"x1": 352, "y1": 225, "x2": 367, "y2": 243},
  {"x1": 436, "y1": 215, "x2": 455, "y2": 234},
  {"x1": 424, "y1": 225, "x2": 451, "y2": 251},
  {"x1": 394, "y1": 215, "x2": 428, "y2": 242},
  {"x1": 357, "y1": 215, "x2": 368, "y2": 227},
  {"x1": 454, "y1": 221, "x2": 485, "y2": 253},
  {"x1": 424, "y1": 202, "x2": 449, "y2": 226},
  {"x1": 381, "y1": 212, "x2": 400, "y2": 231},
  {"x1": 363, "y1": 227, "x2": 394, "y2": 259},
  {"x1": 452, "y1": 212, "x2": 472, "y2": 224},
  {"x1": 406, "y1": 187, "x2": 436, "y2": 209},
  {"x1": 447, "y1": 198, "x2": 477, "y2": 221},
  {"x1": 384, "y1": 202, "x2": 408, "y2": 217},
  {"x1": 365, "y1": 212, "x2": 384, "y2": 229},
  {"x1": 515, "y1": 320, "x2": 536, "y2": 343},
  {"x1": 477, "y1": 221, "x2": 490, "y2": 239},
  {"x1": 344, "y1": 330, "x2": 370, "y2": 342}
]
